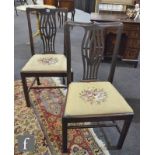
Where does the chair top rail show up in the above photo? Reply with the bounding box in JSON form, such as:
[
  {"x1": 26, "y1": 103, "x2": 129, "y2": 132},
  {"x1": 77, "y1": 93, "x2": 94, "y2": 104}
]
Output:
[{"x1": 64, "y1": 20, "x2": 123, "y2": 30}]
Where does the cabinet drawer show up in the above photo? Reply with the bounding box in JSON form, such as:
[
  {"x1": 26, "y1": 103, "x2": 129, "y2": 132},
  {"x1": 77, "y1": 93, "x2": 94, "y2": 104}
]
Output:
[
  {"x1": 127, "y1": 39, "x2": 140, "y2": 48},
  {"x1": 123, "y1": 48, "x2": 139, "y2": 59},
  {"x1": 128, "y1": 31, "x2": 140, "y2": 40}
]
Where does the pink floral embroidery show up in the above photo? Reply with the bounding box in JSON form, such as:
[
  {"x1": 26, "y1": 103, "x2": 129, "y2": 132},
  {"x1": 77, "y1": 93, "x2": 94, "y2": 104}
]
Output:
[
  {"x1": 38, "y1": 57, "x2": 58, "y2": 65},
  {"x1": 80, "y1": 87, "x2": 107, "y2": 104}
]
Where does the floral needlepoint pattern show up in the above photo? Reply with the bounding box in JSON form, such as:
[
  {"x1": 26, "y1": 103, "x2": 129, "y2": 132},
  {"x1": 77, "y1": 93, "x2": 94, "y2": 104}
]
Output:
[
  {"x1": 38, "y1": 57, "x2": 58, "y2": 65},
  {"x1": 80, "y1": 87, "x2": 107, "y2": 104}
]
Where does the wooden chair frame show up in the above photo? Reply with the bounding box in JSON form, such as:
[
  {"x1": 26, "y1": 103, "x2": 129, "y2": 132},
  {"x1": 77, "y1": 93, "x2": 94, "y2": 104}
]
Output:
[
  {"x1": 21, "y1": 8, "x2": 73, "y2": 107},
  {"x1": 62, "y1": 21, "x2": 134, "y2": 153}
]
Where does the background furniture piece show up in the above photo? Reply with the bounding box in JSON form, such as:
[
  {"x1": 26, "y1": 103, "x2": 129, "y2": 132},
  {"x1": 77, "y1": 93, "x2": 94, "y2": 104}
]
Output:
[
  {"x1": 14, "y1": 0, "x2": 28, "y2": 15},
  {"x1": 43, "y1": 0, "x2": 58, "y2": 7},
  {"x1": 16, "y1": 4, "x2": 56, "y2": 39},
  {"x1": 93, "y1": 0, "x2": 140, "y2": 67},
  {"x1": 21, "y1": 8, "x2": 70, "y2": 107},
  {"x1": 91, "y1": 13, "x2": 140, "y2": 67},
  {"x1": 95, "y1": 0, "x2": 134, "y2": 13},
  {"x1": 58, "y1": 0, "x2": 75, "y2": 21},
  {"x1": 62, "y1": 21, "x2": 134, "y2": 153},
  {"x1": 43, "y1": 0, "x2": 75, "y2": 24},
  {"x1": 14, "y1": 0, "x2": 18, "y2": 15}
]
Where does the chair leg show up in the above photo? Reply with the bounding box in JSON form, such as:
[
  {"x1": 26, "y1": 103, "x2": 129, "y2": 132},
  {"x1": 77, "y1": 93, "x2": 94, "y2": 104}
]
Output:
[
  {"x1": 62, "y1": 77, "x2": 66, "y2": 85},
  {"x1": 71, "y1": 71, "x2": 74, "y2": 82},
  {"x1": 14, "y1": 1, "x2": 18, "y2": 16},
  {"x1": 71, "y1": 10, "x2": 75, "y2": 21},
  {"x1": 58, "y1": 12, "x2": 63, "y2": 28},
  {"x1": 21, "y1": 73, "x2": 31, "y2": 107},
  {"x1": 117, "y1": 116, "x2": 133, "y2": 149},
  {"x1": 36, "y1": 77, "x2": 41, "y2": 85},
  {"x1": 15, "y1": 6, "x2": 18, "y2": 16},
  {"x1": 61, "y1": 12, "x2": 64, "y2": 27},
  {"x1": 134, "y1": 61, "x2": 138, "y2": 68},
  {"x1": 62, "y1": 118, "x2": 68, "y2": 153},
  {"x1": 63, "y1": 71, "x2": 73, "y2": 85}
]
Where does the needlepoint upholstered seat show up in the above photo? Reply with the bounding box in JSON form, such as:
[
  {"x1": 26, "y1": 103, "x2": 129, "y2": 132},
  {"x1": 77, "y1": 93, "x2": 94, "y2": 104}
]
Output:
[
  {"x1": 64, "y1": 82, "x2": 133, "y2": 116},
  {"x1": 21, "y1": 54, "x2": 67, "y2": 73}
]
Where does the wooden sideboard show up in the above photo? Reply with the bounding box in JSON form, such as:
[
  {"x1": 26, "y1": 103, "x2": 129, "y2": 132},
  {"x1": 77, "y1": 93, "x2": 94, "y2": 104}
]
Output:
[{"x1": 90, "y1": 12, "x2": 140, "y2": 67}]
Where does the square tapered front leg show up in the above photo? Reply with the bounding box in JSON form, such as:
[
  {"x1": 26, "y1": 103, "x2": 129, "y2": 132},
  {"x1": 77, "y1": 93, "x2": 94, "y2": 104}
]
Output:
[{"x1": 62, "y1": 118, "x2": 68, "y2": 153}]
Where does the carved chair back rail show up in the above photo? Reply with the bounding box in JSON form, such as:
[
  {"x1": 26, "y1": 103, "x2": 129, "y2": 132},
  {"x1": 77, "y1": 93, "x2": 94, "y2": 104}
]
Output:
[{"x1": 65, "y1": 21, "x2": 123, "y2": 82}]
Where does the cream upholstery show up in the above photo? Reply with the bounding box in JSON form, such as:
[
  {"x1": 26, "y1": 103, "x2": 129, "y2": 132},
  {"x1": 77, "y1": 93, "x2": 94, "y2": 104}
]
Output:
[
  {"x1": 64, "y1": 81, "x2": 133, "y2": 117},
  {"x1": 21, "y1": 54, "x2": 67, "y2": 73}
]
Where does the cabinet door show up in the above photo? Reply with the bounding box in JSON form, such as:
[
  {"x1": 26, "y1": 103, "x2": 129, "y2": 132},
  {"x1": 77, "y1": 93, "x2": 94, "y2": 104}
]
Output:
[
  {"x1": 104, "y1": 23, "x2": 140, "y2": 61},
  {"x1": 104, "y1": 32, "x2": 128, "y2": 58},
  {"x1": 122, "y1": 23, "x2": 140, "y2": 59}
]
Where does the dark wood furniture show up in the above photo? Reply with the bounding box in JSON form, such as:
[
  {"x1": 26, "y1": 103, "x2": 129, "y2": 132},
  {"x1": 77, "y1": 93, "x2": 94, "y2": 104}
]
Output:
[
  {"x1": 43, "y1": 0, "x2": 58, "y2": 7},
  {"x1": 91, "y1": 12, "x2": 140, "y2": 67},
  {"x1": 58, "y1": 0, "x2": 75, "y2": 21},
  {"x1": 43, "y1": 0, "x2": 75, "y2": 23},
  {"x1": 21, "y1": 8, "x2": 72, "y2": 107},
  {"x1": 62, "y1": 21, "x2": 134, "y2": 153}
]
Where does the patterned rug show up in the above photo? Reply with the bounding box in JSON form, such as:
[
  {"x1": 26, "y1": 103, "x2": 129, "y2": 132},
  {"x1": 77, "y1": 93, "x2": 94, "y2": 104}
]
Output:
[{"x1": 14, "y1": 78, "x2": 109, "y2": 155}]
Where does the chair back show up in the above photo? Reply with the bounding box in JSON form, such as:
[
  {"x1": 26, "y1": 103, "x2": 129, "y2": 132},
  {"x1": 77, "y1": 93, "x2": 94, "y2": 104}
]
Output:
[
  {"x1": 26, "y1": 8, "x2": 67, "y2": 55},
  {"x1": 64, "y1": 21, "x2": 123, "y2": 83},
  {"x1": 58, "y1": 0, "x2": 75, "y2": 12}
]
